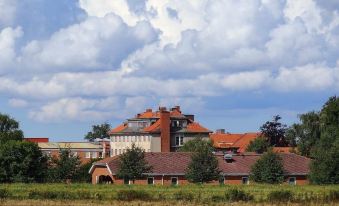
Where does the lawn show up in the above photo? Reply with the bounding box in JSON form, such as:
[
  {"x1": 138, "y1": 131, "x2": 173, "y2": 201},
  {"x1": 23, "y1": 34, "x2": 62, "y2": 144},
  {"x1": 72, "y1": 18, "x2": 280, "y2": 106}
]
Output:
[{"x1": 0, "y1": 183, "x2": 338, "y2": 205}]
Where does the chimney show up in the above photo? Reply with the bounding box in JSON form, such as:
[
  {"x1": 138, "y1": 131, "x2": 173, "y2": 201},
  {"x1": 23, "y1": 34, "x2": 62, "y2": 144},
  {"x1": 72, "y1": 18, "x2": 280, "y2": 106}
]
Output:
[
  {"x1": 146, "y1": 108, "x2": 152, "y2": 113},
  {"x1": 216, "y1": 129, "x2": 225, "y2": 134},
  {"x1": 160, "y1": 110, "x2": 170, "y2": 152},
  {"x1": 159, "y1": 106, "x2": 167, "y2": 112},
  {"x1": 171, "y1": 106, "x2": 181, "y2": 112}
]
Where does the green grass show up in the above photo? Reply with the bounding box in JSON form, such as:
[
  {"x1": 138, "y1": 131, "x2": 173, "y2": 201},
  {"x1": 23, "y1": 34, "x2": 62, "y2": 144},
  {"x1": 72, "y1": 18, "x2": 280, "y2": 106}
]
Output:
[{"x1": 0, "y1": 183, "x2": 338, "y2": 204}]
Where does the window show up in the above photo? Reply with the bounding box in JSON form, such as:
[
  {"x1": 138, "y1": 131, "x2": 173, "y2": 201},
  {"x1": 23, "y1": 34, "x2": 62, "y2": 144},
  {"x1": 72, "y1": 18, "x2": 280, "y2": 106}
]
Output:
[
  {"x1": 171, "y1": 177, "x2": 178, "y2": 185},
  {"x1": 242, "y1": 177, "x2": 249, "y2": 185},
  {"x1": 175, "y1": 136, "x2": 184, "y2": 146},
  {"x1": 143, "y1": 136, "x2": 146, "y2": 142},
  {"x1": 85, "y1": 152, "x2": 91, "y2": 158},
  {"x1": 289, "y1": 177, "x2": 296, "y2": 185},
  {"x1": 115, "y1": 149, "x2": 117, "y2": 156},
  {"x1": 147, "y1": 177, "x2": 154, "y2": 185},
  {"x1": 99, "y1": 152, "x2": 103, "y2": 158},
  {"x1": 91, "y1": 152, "x2": 97, "y2": 158},
  {"x1": 119, "y1": 149, "x2": 121, "y2": 154}
]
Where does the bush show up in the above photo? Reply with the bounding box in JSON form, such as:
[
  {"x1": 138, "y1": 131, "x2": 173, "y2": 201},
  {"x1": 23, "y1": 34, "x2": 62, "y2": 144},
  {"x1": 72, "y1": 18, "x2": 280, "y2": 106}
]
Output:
[
  {"x1": 0, "y1": 188, "x2": 10, "y2": 199},
  {"x1": 224, "y1": 189, "x2": 253, "y2": 202},
  {"x1": 115, "y1": 190, "x2": 152, "y2": 201},
  {"x1": 267, "y1": 190, "x2": 293, "y2": 202},
  {"x1": 173, "y1": 191, "x2": 194, "y2": 201}
]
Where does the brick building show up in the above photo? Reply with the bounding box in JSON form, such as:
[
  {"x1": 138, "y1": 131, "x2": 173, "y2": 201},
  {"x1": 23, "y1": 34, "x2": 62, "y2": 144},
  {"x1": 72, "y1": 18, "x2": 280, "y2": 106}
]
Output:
[
  {"x1": 89, "y1": 152, "x2": 311, "y2": 185},
  {"x1": 109, "y1": 106, "x2": 211, "y2": 156}
]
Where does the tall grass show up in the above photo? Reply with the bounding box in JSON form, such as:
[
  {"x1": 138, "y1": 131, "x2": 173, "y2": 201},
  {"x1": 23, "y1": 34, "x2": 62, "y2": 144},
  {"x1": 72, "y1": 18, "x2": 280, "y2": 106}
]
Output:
[{"x1": 0, "y1": 183, "x2": 338, "y2": 204}]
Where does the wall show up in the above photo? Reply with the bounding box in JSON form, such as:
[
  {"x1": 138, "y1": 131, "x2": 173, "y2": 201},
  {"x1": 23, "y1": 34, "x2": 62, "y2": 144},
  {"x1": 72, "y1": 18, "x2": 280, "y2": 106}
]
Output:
[
  {"x1": 91, "y1": 166, "x2": 113, "y2": 184},
  {"x1": 150, "y1": 136, "x2": 161, "y2": 152},
  {"x1": 110, "y1": 135, "x2": 152, "y2": 156}
]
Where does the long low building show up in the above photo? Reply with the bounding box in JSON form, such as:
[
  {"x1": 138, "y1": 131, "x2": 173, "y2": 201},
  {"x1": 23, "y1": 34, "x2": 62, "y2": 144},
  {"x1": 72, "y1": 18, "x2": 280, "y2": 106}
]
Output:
[{"x1": 89, "y1": 152, "x2": 311, "y2": 185}]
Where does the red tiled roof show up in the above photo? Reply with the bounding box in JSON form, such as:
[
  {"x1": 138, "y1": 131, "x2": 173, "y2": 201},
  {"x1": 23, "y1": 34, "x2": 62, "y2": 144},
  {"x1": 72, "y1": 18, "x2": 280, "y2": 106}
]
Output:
[
  {"x1": 93, "y1": 152, "x2": 311, "y2": 176},
  {"x1": 273, "y1": 147, "x2": 293, "y2": 153},
  {"x1": 143, "y1": 119, "x2": 161, "y2": 132},
  {"x1": 109, "y1": 124, "x2": 127, "y2": 134},
  {"x1": 210, "y1": 132, "x2": 261, "y2": 152},
  {"x1": 186, "y1": 122, "x2": 211, "y2": 133}
]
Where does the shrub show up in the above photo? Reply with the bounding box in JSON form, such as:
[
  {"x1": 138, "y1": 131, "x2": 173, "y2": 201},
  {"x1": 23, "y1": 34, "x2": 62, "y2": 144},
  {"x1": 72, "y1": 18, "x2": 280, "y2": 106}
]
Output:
[
  {"x1": 115, "y1": 190, "x2": 152, "y2": 201},
  {"x1": 267, "y1": 190, "x2": 293, "y2": 202},
  {"x1": 0, "y1": 188, "x2": 10, "y2": 199},
  {"x1": 173, "y1": 191, "x2": 194, "y2": 201},
  {"x1": 224, "y1": 189, "x2": 253, "y2": 202}
]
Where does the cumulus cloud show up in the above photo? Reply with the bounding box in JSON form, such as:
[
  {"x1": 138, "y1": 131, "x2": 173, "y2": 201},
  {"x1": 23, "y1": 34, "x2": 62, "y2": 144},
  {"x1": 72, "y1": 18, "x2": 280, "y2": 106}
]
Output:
[
  {"x1": 8, "y1": 98, "x2": 28, "y2": 108},
  {"x1": 0, "y1": 0, "x2": 16, "y2": 27},
  {"x1": 0, "y1": 0, "x2": 338, "y2": 123}
]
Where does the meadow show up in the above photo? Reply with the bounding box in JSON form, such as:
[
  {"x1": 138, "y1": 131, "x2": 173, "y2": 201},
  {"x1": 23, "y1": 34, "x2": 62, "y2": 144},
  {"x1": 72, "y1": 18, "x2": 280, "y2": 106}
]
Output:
[{"x1": 0, "y1": 183, "x2": 339, "y2": 206}]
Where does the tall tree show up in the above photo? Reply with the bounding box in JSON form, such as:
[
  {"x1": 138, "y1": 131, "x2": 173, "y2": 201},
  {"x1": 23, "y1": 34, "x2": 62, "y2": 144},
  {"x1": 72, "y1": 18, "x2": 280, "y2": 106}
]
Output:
[
  {"x1": 0, "y1": 113, "x2": 24, "y2": 143},
  {"x1": 84, "y1": 123, "x2": 111, "y2": 142},
  {"x1": 260, "y1": 115, "x2": 287, "y2": 147},
  {"x1": 47, "y1": 149, "x2": 81, "y2": 183},
  {"x1": 0, "y1": 141, "x2": 48, "y2": 183},
  {"x1": 185, "y1": 144, "x2": 220, "y2": 184},
  {"x1": 286, "y1": 112, "x2": 321, "y2": 157},
  {"x1": 250, "y1": 150, "x2": 284, "y2": 184},
  {"x1": 178, "y1": 137, "x2": 214, "y2": 152},
  {"x1": 116, "y1": 144, "x2": 152, "y2": 183},
  {"x1": 310, "y1": 96, "x2": 339, "y2": 184},
  {"x1": 246, "y1": 137, "x2": 269, "y2": 153}
]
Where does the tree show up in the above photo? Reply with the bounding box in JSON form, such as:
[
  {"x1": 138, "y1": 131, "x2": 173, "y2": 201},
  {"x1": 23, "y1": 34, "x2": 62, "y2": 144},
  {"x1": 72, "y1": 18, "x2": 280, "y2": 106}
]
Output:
[
  {"x1": 47, "y1": 149, "x2": 81, "y2": 183},
  {"x1": 0, "y1": 113, "x2": 24, "y2": 143},
  {"x1": 260, "y1": 115, "x2": 287, "y2": 147},
  {"x1": 73, "y1": 158, "x2": 101, "y2": 183},
  {"x1": 250, "y1": 151, "x2": 284, "y2": 184},
  {"x1": 309, "y1": 96, "x2": 339, "y2": 184},
  {"x1": 246, "y1": 137, "x2": 270, "y2": 153},
  {"x1": 185, "y1": 144, "x2": 220, "y2": 184},
  {"x1": 286, "y1": 112, "x2": 321, "y2": 157},
  {"x1": 84, "y1": 123, "x2": 111, "y2": 142},
  {"x1": 178, "y1": 137, "x2": 214, "y2": 152},
  {"x1": 116, "y1": 143, "x2": 152, "y2": 183},
  {"x1": 0, "y1": 141, "x2": 48, "y2": 183}
]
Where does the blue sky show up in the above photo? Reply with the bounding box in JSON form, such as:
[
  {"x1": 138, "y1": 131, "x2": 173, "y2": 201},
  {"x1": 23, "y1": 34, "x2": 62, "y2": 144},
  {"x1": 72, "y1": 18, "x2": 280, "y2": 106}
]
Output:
[{"x1": 0, "y1": 0, "x2": 338, "y2": 141}]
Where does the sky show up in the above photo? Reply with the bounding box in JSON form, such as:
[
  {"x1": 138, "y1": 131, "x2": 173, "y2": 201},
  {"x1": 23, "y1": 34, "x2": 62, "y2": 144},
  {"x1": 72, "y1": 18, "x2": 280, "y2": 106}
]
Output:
[{"x1": 0, "y1": 0, "x2": 338, "y2": 141}]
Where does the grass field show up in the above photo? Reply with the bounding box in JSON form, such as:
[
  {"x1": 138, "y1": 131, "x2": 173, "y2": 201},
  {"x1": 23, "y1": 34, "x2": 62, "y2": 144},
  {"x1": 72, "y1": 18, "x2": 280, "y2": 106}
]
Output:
[{"x1": 0, "y1": 184, "x2": 339, "y2": 205}]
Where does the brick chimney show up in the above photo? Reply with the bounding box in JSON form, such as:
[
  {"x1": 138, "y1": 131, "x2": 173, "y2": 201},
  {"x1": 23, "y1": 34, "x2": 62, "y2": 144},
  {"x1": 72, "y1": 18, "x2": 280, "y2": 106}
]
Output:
[{"x1": 160, "y1": 109, "x2": 170, "y2": 152}]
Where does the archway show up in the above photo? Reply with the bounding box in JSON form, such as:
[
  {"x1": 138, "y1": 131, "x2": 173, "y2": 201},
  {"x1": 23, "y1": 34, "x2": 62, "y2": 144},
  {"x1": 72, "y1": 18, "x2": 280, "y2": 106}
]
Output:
[{"x1": 98, "y1": 175, "x2": 113, "y2": 184}]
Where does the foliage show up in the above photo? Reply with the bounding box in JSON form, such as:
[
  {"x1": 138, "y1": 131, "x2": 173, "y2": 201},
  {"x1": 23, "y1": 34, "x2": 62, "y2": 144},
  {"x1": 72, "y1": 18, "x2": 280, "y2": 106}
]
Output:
[
  {"x1": 224, "y1": 189, "x2": 253, "y2": 202},
  {"x1": 178, "y1": 137, "x2": 214, "y2": 152},
  {"x1": 250, "y1": 151, "x2": 284, "y2": 184},
  {"x1": 0, "y1": 188, "x2": 10, "y2": 199},
  {"x1": 73, "y1": 158, "x2": 101, "y2": 183},
  {"x1": 0, "y1": 141, "x2": 48, "y2": 183},
  {"x1": 0, "y1": 113, "x2": 24, "y2": 143},
  {"x1": 173, "y1": 191, "x2": 194, "y2": 201},
  {"x1": 267, "y1": 190, "x2": 293, "y2": 202},
  {"x1": 260, "y1": 115, "x2": 288, "y2": 147},
  {"x1": 84, "y1": 123, "x2": 111, "y2": 142},
  {"x1": 309, "y1": 96, "x2": 339, "y2": 184},
  {"x1": 185, "y1": 144, "x2": 220, "y2": 183},
  {"x1": 47, "y1": 149, "x2": 81, "y2": 183},
  {"x1": 115, "y1": 190, "x2": 152, "y2": 201},
  {"x1": 246, "y1": 137, "x2": 269, "y2": 153},
  {"x1": 116, "y1": 143, "x2": 152, "y2": 183},
  {"x1": 286, "y1": 112, "x2": 320, "y2": 157}
]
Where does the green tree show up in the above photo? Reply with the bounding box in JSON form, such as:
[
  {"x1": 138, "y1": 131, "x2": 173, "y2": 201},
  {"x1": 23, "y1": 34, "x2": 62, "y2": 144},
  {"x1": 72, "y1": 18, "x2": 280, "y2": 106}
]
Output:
[
  {"x1": 250, "y1": 151, "x2": 284, "y2": 184},
  {"x1": 185, "y1": 145, "x2": 220, "y2": 184},
  {"x1": 246, "y1": 137, "x2": 270, "y2": 153},
  {"x1": 116, "y1": 144, "x2": 152, "y2": 183},
  {"x1": 178, "y1": 137, "x2": 214, "y2": 152},
  {"x1": 310, "y1": 96, "x2": 339, "y2": 184},
  {"x1": 286, "y1": 112, "x2": 320, "y2": 157},
  {"x1": 73, "y1": 158, "x2": 101, "y2": 183},
  {"x1": 47, "y1": 149, "x2": 81, "y2": 183},
  {"x1": 85, "y1": 123, "x2": 111, "y2": 142},
  {"x1": 260, "y1": 115, "x2": 287, "y2": 147},
  {"x1": 0, "y1": 141, "x2": 48, "y2": 183},
  {"x1": 0, "y1": 113, "x2": 24, "y2": 143}
]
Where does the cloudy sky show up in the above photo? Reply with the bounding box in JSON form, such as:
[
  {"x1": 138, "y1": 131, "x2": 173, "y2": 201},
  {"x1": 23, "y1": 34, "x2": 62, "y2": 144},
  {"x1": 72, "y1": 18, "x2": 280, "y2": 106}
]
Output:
[{"x1": 0, "y1": 0, "x2": 338, "y2": 141}]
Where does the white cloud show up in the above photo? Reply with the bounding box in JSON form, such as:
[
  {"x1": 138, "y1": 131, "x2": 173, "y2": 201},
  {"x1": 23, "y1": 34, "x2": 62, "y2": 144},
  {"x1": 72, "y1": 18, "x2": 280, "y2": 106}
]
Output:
[
  {"x1": 0, "y1": 27, "x2": 22, "y2": 73},
  {"x1": 8, "y1": 98, "x2": 28, "y2": 108},
  {"x1": 0, "y1": 0, "x2": 16, "y2": 27}
]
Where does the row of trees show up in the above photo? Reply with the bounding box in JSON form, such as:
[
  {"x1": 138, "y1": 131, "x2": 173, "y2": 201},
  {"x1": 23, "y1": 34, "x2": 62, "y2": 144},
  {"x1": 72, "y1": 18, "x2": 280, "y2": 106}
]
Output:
[{"x1": 0, "y1": 113, "x2": 94, "y2": 183}]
